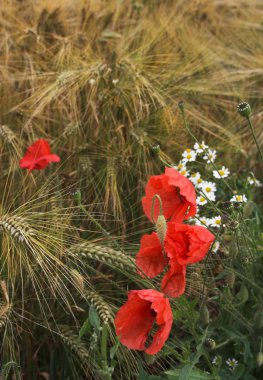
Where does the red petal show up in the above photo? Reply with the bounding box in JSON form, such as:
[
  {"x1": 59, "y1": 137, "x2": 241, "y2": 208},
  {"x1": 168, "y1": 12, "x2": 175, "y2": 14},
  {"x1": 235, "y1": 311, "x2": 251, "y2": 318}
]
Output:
[
  {"x1": 135, "y1": 233, "x2": 166, "y2": 278},
  {"x1": 146, "y1": 295, "x2": 173, "y2": 355},
  {"x1": 161, "y1": 265, "x2": 186, "y2": 298},
  {"x1": 165, "y1": 223, "x2": 215, "y2": 265},
  {"x1": 115, "y1": 292, "x2": 155, "y2": 351},
  {"x1": 165, "y1": 168, "x2": 197, "y2": 222}
]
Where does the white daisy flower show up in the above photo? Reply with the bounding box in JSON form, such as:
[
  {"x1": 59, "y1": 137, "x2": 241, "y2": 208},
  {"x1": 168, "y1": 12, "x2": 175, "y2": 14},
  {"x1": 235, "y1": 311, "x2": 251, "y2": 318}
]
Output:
[
  {"x1": 210, "y1": 215, "x2": 222, "y2": 228},
  {"x1": 112, "y1": 79, "x2": 119, "y2": 85},
  {"x1": 230, "y1": 194, "x2": 248, "y2": 203},
  {"x1": 173, "y1": 161, "x2": 186, "y2": 171},
  {"x1": 213, "y1": 166, "x2": 230, "y2": 179},
  {"x1": 201, "y1": 181, "x2": 217, "y2": 201},
  {"x1": 182, "y1": 148, "x2": 197, "y2": 163},
  {"x1": 247, "y1": 176, "x2": 262, "y2": 187},
  {"x1": 203, "y1": 149, "x2": 217, "y2": 163},
  {"x1": 189, "y1": 172, "x2": 201, "y2": 184},
  {"x1": 89, "y1": 78, "x2": 96, "y2": 85},
  {"x1": 212, "y1": 356, "x2": 218, "y2": 365},
  {"x1": 194, "y1": 141, "x2": 208, "y2": 153},
  {"x1": 197, "y1": 196, "x2": 207, "y2": 206},
  {"x1": 195, "y1": 216, "x2": 211, "y2": 227},
  {"x1": 196, "y1": 177, "x2": 204, "y2": 188},
  {"x1": 178, "y1": 167, "x2": 189, "y2": 177},
  {"x1": 212, "y1": 241, "x2": 220, "y2": 253},
  {"x1": 226, "y1": 358, "x2": 238, "y2": 371}
]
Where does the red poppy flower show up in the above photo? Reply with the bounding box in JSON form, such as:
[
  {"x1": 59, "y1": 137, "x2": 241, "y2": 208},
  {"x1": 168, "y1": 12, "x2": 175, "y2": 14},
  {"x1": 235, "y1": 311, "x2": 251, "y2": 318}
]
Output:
[
  {"x1": 135, "y1": 233, "x2": 166, "y2": 278},
  {"x1": 165, "y1": 222, "x2": 215, "y2": 265},
  {"x1": 20, "y1": 139, "x2": 60, "y2": 172},
  {"x1": 115, "y1": 289, "x2": 173, "y2": 355},
  {"x1": 142, "y1": 168, "x2": 196, "y2": 223},
  {"x1": 161, "y1": 263, "x2": 186, "y2": 298}
]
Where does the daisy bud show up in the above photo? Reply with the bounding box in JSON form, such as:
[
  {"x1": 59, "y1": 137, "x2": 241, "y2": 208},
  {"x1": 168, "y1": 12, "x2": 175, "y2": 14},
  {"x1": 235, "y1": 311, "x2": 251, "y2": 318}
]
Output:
[
  {"x1": 155, "y1": 214, "x2": 167, "y2": 246},
  {"x1": 257, "y1": 353, "x2": 263, "y2": 367},
  {"x1": 237, "y1": 102, "x2": 251, "y2": 118},
  {"x1": 222, "y1": 201, "x2": 232, "y2": 211}
]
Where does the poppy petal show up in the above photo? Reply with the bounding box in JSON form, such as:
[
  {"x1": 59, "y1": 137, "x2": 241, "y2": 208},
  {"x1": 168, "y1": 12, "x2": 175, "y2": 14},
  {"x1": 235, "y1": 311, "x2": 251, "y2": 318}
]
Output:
[
  {"x1": 161, "y1": 265, "x2": 186, "y2": 298},
  {"x1": 135, "y1": 233, "x2": 166, "y2": 278}
]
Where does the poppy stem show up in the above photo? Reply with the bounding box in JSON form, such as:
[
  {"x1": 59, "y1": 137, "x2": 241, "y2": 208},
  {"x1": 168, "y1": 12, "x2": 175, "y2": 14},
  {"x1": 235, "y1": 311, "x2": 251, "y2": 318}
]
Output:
[
  {"x1": 247, "y1": 116, "x2": 263, "y2": 161},
  {"x1": 151, "y1": 194, "x2": 163, "y2": 224}
]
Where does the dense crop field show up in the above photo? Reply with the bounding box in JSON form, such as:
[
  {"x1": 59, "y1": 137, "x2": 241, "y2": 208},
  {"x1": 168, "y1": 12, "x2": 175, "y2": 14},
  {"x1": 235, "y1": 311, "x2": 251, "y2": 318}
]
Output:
[{"x1": 0, "y1": 1, "x2": 262, "y2": 379}]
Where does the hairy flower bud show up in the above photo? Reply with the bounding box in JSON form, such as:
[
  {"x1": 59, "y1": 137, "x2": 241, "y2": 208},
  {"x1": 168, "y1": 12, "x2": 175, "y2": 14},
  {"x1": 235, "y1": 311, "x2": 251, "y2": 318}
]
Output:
[
  {"x1": 73, "y1": 189, "x2": 82, "y2": 205},
  {"x1": 155, "y1": 214, "x2": 167, "y2": 246},
  {"x1": 237, "y1": 102, "x2": 251, "y2": 118}
]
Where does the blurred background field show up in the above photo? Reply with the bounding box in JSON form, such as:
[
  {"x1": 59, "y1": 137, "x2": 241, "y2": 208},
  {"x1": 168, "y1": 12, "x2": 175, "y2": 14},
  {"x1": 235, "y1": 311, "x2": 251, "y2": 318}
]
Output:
[{"x1": 0, "y1": 1, "x2": 262, "y2": 379}]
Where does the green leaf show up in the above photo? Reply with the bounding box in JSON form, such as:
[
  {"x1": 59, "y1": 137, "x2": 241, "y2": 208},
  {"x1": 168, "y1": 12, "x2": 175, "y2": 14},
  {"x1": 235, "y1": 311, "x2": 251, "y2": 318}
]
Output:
[
  {"x1": 232, "y1": 364, "x2": 245, "y2": 379},
  {"x1": 137, "y1": 364, "x2": 162, "y2": 380},
  {"x1": 89, "y1": 305, "x2": 100, "y2": 332},
  {"x1": 178, "y1": 329, "x2": 208, "y2": 380},
  {"x1": 78, "y1": 318, "x2": 91, "y2": 338},
  {"x1": 165, "y1": 368, "x2": 214, "y2": 380},
  {"x1": 110, "y1": 340, "x2": 120, "y2": 360}
]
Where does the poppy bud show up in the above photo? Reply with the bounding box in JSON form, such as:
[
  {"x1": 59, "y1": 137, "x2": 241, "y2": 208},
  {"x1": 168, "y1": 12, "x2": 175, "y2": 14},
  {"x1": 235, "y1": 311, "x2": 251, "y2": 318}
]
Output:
[
  {"x1": 73, "y1": 190, "x2": 82, "y2": 205},
  {"x1": 155, "y1": 214, "x2": 167, "y2": 246},
  {"x1": 200, "y1": 304, "x2": 210, "y2": 326},
  {"x1": 178, "y1": 101, "x2": 184, "y2": 111},
  {"x1": 236, "y1": 285, "x2": 249, "y2": 305},
  {"x1": 226, "y1": 272, "x2": 235, "y2": 289},
  {"x1": 257, "y1": 352, "x2": 263, "y2": 367},
  {"x1": 206, "y1": 338, "x2": 216, "y2": 349},
  {"x1": 151, "y1": 144, "x2": 160, "y2": 155},
  {"x1": 237, "y1": 102, "x2": 251, "y2": 118}
]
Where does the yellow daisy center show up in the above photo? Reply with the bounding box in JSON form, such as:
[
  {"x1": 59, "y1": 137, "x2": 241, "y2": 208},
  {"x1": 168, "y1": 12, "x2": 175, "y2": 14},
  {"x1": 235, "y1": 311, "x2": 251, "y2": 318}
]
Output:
[
  {"x1": 219, "y1": 170, "x2": 225, "y2": 176},
  {"x1": 236, "y1": 195, "x2": 242, "y2": 201},
  {"x1": 215, "y1": 219, "x2": 221, "y2": 225},
  {"x1": 205, "y1": 187, "x2": 212, "y2": 192},
  {"x1": 197, "y1": 178, "x2": 202, "y2": 184},
  {"x1": 186, "y1": 154, "x2": 192, "y2": 159},
  {"x1": 200, "y1": 197, "x2": 206, "y2": 202},
  {"x1": 186, "y1": 149, "x2": 191, "y2": 152}
]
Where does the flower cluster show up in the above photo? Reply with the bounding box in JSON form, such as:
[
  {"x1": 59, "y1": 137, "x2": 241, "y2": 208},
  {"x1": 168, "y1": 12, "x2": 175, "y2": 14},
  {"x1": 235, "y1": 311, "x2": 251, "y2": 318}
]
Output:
[{"x1": 115, "y1": 168, "x2": 215, "y2": 355}]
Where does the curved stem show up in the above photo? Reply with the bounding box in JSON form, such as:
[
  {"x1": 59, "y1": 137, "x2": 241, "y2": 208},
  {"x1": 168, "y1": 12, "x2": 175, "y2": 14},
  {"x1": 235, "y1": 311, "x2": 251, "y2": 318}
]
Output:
[{"x1": 151, "y1": 194, "x2": 163, "y2": 224}]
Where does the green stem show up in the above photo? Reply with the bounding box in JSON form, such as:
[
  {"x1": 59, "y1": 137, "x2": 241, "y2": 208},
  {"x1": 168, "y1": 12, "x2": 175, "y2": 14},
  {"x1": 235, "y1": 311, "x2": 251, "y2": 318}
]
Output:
[
  {"x1": 101, "y1": 324, "x2": 111, "y2": 380},
  {"x1": 247, "y1": 116, "x2": 263, "y2": 161}
]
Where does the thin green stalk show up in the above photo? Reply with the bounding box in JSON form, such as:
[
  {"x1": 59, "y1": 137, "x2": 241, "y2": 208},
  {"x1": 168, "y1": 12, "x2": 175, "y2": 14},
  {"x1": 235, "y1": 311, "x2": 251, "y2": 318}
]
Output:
[{"x1": 247, "y1": 116, "x2": 263, "y2": 161}]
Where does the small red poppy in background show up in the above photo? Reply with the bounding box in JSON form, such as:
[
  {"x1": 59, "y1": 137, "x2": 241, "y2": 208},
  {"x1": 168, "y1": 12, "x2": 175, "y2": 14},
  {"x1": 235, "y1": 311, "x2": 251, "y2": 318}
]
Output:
[
  {"x1": 165, "y1": 223, "x2": 215, "y2": 266},
  {"x1": 135, "y1": 232, "x2": 186, "y2": 298},
  {"x1": 115, "y1": 289, "x2": 173, "y2": 355},
  {"x1": 142, "y1": 168, "x2": 196, "y2": 223},
  {"x1": 20, "y1": 139, "x2": 60, "y2": 172}
]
